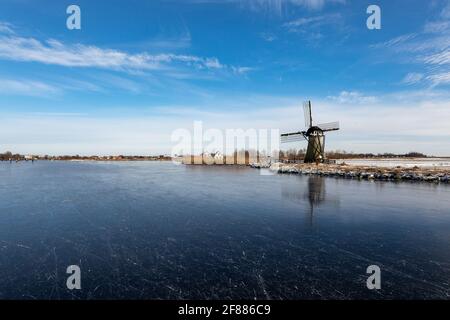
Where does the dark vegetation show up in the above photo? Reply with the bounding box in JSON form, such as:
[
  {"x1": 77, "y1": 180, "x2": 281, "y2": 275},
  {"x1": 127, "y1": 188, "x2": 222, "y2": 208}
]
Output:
[{"x1": 279, "y1": 149, "x2": 428, "y2": 161}]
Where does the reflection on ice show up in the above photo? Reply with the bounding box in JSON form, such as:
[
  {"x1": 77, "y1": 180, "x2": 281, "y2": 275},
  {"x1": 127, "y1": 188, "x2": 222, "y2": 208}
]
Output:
[{"x1": 282, "y1": 176, "x2": 339, "y2": 225}]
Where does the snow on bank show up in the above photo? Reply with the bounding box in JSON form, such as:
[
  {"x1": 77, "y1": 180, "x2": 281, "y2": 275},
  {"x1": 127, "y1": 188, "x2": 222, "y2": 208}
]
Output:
[
  {"x1": 267, "y1": 162, "x2": 449, "y2": 183},
  {"x1": 335, "y1": 158, "x2": 450, "y2": 168}
]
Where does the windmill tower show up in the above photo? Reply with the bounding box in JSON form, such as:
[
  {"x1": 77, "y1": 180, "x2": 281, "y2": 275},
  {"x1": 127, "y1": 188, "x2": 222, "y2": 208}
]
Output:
[{"x1": 281, "y1": 101, "x2": 339, "y2": 163}]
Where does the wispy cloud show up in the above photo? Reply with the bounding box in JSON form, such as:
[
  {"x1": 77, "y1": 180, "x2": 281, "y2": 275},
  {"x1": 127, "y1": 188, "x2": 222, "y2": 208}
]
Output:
[
  {"x1": 0, "y1": 21, "x2": 14, "y2": 34},
  {"x1": 0, "y1": 36, "x2": 225, "y2": 72},
  {"x1": 401, "y1": 73, "x2": 424, "y2": 85},
  {"x1": 427, "y1": 72, "x2": 450, "y2": 86},
  {"x1": 282, "y1": 13, "x2": 345, "y2": 44},
  {"x1": 422, "y1": 50, "x2": 450, "y2": 65},
  {"x1": 442, "y1": 1, "x2": 450, "y2": 18},
  {"x1": 327, "y1": 91, "x2": 377, "y2": 104},
  {"x1": 231, "y1": 66, "x2": 254, "y2": 74},
  {"x1": 0, "y1": 27, "x2": 247, "y2": 97},
  {"x1": 260, "y1": 32, "x2": 277, "y2": 42},
  {"x1": 0, "y1": 22, "x2": 252, "y2": 79},
  {"x1": 283, "y1": 13, "x2": 340, "y2": 29},
  {"x1": 0, "y1": 78, "x2": 59, "y2": 97},
  {"x1": 372, "y1": 2, "x2": 450, "y2": 88},
  {"x1": 130, "y1": 31, "x2": 192, "y2": 51},
  {"x1": 243, "y1": 0, "x2": 341, "y2": 13},
  {"x1": 371, "y1": 33, "x2": 417, "y2": 49},
  {"x1": 424, "y1": 1, "x2": 450, "y2": 33},
  {"x1": 424, "y1": 20, "x2": 450, "y2": 33},
  {"x1": 86, "y1": 73, "x2": 145, "y2": 94},
  {"x1": 0, "y1": 23, "x2": 254, "y2": 98},
  {"x1": 190, "y1": 0, "x2": 345, "y2": 15},
  {"x1": 290, "y1": 0, "x2": 345, "y2": 10}
]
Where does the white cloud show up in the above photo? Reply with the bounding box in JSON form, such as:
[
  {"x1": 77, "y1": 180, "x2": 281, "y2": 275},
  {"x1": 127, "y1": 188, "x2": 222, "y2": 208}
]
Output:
[
  {"x1": 283, "y1": 13, "x2": 340, "y2": 28},
  {"x1": 191, "y1": 0, "x2": 345, "y2": 15},
  {"x1": 440, "y1": 1, "x2": 450, "y2": 19},
  {"x1": 327, "y1": 91, "x2": 377, "y2": 104},
  {"x1": 424, "y1": 20, "x2": 450, "y2": 33},
  {"x1": 260, "y1": 32, "x2": 277, "y2": 42},
  {"x1": 262, "y1": 0, "x2": 345, "y2": 11},
  {"x1": 282, "y1": 13, "x2": 343, "y2": 37},
  {"x1": 401, "y1": 73, "x2": 424, "y2": 85},
  {"x1": 282, "y1": 13, "x2": 345, "y2": 44},
  {"x1": 284, "y1": 15, "x2": 323, "y2": 27},
  {"x1": 0, "y1": 78, "x2": 59, "y2": 96},
  {"x1": 87, "y1": 73, "x2": 144, "y2": 93},
  {"x1": 0, "y1": 25, "x2": 253, "y2": 96},
  {"x1": 136, "y1": 31, "x2": 192, "y2": 50},
  {"x1": 231, "y1": 66, "x2": 254, "y2": 74},
  {"x1": 0, "y1": 35, "x2": 228, "y2": 73},
  {"x1": 427, "y1": 72, "x2": 450, "y2": 85},
  {"x1": 290, "y1": 0, "x2": 345, "y2": 10},
  {"x1": 423, "y1": 49, "x2": 450, "y2": 65},
  {"x1": 202, "y1": 57, "x2": 223, "y2": 69},
  {"x1": 371, "y1": 33, "x2": 417, "y2": 49},
  {"x1": 423, "y1": 2, "x2": 450, "y2": 33},
  {"x1": 0, "y1": 22, "x2": 14, "y2": 34},
  {"x1": 244, "y1": 0, "x2": 340, "y2": 12}
]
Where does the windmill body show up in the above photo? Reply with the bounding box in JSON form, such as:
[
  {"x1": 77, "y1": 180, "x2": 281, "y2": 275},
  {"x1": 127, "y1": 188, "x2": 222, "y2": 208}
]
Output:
[
  {"x1": 304, "y1": 126, "x2": 325, "y2": 163},
  {"x1": 281, "y1": 101, "x2": 339, "y2": 163}
]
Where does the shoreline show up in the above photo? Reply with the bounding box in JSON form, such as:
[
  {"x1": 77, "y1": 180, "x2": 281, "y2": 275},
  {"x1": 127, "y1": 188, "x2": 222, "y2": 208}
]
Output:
[
  {"x1": 265, "y1": 162, "x2": 450, "y2": 184},
  {"x1": 0, "y1": 158, "x2": 172, "y2": 162}
]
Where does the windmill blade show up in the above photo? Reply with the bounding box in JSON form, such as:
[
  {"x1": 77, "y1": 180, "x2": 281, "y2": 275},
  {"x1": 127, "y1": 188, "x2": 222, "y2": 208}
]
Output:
[
  {"x1": 303, "y1": 101, "x2": 312, "y2": 128},
  {"x1": 281, "y1": 136, "x2": 306, "y2": 144},
  {"x1": 281, "y1": 131, "x2": 305, "y2": 137},
  {"x1": 280, "y1": 132, "x2": 307, "y2": 144},
  {"x1": 281, "y1": 135, "x2": 304, "y2": 141},
  {"x1": 317, "y1": 121, "x2": 339, "y2": 132}
]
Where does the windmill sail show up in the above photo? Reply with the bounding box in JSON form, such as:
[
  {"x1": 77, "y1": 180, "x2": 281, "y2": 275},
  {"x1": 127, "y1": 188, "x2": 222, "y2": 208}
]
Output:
[
  {"x1": 317, "y1": 121, "x2": 340, "y2": 132},
  {"x1": 303, "y1": 101, "x2": 312, "y2": 128},
  {"x1": 280, "y1": 132, "x2": 305, "y2": 143}
]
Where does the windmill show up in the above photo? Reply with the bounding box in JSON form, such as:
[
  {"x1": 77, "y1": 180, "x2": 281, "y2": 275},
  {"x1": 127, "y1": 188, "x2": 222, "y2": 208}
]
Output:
[{"x1": 280, "y1": 101, "x2": 339, "y2": 163}]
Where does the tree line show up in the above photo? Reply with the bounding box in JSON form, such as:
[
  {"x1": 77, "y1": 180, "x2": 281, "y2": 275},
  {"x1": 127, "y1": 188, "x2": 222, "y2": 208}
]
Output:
[
  {"x1": 0, "y1": 151, "x2": 24, "y2": 161},
  {"x1": 279, "y1": 149, "x2": 427, "y2": 160}
]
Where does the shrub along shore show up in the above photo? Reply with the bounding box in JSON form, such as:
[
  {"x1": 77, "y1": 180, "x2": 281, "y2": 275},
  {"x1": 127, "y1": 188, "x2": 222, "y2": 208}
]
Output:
[{"x1": 264, "y1": 162, "x2": 450, "y2": 184}]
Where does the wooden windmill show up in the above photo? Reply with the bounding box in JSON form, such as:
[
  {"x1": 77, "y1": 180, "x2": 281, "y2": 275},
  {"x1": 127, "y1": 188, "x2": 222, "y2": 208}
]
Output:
[{"x1": 280, "y1": 101, "x2": 339, "y2": 163}]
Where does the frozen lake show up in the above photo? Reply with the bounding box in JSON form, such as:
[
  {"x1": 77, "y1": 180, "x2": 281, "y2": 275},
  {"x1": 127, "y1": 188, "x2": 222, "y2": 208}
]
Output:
[{"x1": 0, "y1": 161, "x2": 449, "y2": 299}]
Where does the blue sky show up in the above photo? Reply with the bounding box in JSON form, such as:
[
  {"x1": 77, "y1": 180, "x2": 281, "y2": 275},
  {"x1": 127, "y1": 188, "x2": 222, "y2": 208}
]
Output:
[{"x1": 0, "y1": 0, "x2": 449, "y2": 155}]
